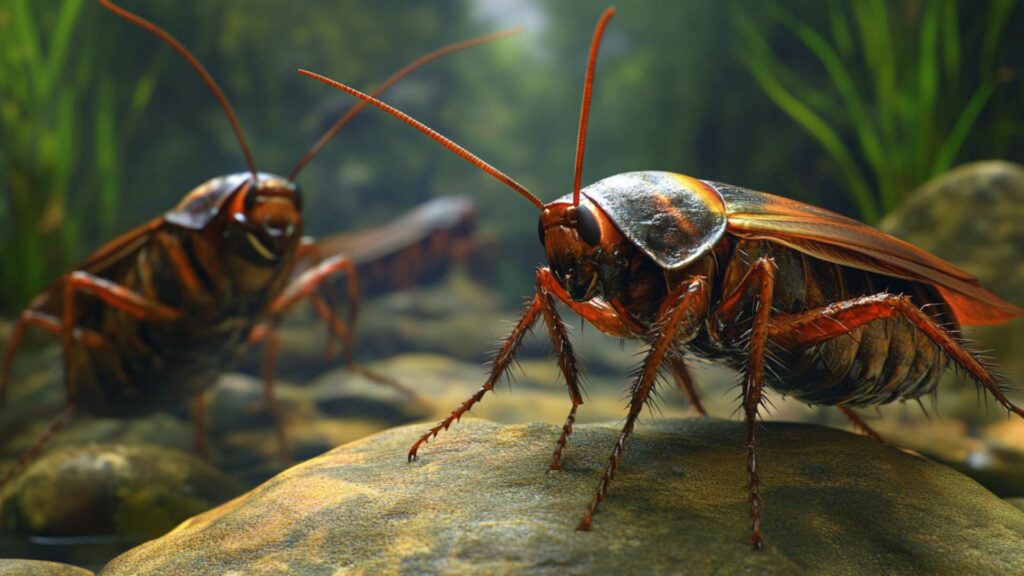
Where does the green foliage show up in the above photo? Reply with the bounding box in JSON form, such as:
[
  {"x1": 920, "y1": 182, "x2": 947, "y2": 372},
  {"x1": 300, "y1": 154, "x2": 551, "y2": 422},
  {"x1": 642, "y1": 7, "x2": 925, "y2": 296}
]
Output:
[
  {"x1": 734, "y1": 0, "x2": 1020, "y2": 222},
  {"x1": 0, "y1": 0, "x2": 162, "y2": 311}
]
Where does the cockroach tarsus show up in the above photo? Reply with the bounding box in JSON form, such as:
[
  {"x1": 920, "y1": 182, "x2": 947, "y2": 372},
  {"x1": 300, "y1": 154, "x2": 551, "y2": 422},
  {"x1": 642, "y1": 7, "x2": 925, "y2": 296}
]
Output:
[
  {"x1": 302, "y1": 8, "x2": 1024, "y2": 550},
  {"x1": 0, "y1": 0, "x2": 516, "y2": 488}
]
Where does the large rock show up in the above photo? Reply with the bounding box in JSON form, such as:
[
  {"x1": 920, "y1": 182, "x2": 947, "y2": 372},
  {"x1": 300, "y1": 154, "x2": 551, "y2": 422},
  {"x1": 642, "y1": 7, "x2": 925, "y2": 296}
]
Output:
[
  {"x1": 880, "y1": 160, "x2": 1024, "y2": 300},
  {"x1": 0, "y1": 560, "x2": 94, "y2": 576},
  {"x1": 101, "y1": 418, "x2": 1024, "y2": 575}
]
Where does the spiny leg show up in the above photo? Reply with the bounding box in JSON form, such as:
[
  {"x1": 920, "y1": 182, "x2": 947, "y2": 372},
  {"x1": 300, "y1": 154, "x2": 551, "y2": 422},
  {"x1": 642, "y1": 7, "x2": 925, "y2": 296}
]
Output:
[
  {"x1": 768, "y1": 293, "x2": 1024, "y2": 420},
  {"x1": 536, "y1": 273, "x2": 584, "y2": 471},
  {"x1": 837, "y1": 406, "x2": 887, "y2": 444},
  {"x1": 578, "y1": 277, "x2": 708, "y2": 530},
  {"x1": 0, "y1": 404, "x2": 75, "y2": 490},
  {"x1": 247, "y1": 320, "x2": 292, "y2": 464},
  {"x1": 535, "y1": 267, "x2": 640, "y2": 470},
  {"x1": 269, "y1": 254, "x2": 418, "y2": 399},
  {"x1": 667, "y1": 355, "x2": 707, "y2": 416},
  {"x1": 709, "y1": 257, "x2": 776, "y2": 550},
  {"x1": 408, "y1": 292, "x2": 543, "y2": 461}
]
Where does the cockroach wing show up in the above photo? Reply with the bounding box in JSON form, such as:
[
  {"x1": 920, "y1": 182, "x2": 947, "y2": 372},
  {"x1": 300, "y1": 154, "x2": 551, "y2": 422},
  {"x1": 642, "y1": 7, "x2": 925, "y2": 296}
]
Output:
[
  {"x1": 712, "y1": 182, "x2": 1024, "y2": 326},
  {"x1": 580, "y1": 172, "x2": 728, "y2": 270},
  {"x1": 29, "y1": 216, "x2": 166, "y2": 316}
]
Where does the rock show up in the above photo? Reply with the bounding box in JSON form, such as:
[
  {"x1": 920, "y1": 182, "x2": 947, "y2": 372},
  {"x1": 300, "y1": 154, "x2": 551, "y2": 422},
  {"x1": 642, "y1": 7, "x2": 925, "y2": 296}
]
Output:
[
  {"x1": 101, "y1": 418, "x2": 1024, "y2": 575},
  {"x1": 0, "y1": 444, "x2": 241, "y2": 540},
  {"x1": 0, "y1": 560, "x2": 94, "y2": 576}
]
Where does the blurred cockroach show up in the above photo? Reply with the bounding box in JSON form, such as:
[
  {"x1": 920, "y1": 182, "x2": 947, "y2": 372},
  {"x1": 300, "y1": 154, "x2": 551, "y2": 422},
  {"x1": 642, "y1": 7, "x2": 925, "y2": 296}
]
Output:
[
  {"x1": 300, "y1": 8, "x2": 1024, "y2": 549},
  {"x1": 0, "y1": 0, "x2": 516, "y2": 486},
  {"x1": 315, "y1": 195, "x2": 480, "y2": 295}
]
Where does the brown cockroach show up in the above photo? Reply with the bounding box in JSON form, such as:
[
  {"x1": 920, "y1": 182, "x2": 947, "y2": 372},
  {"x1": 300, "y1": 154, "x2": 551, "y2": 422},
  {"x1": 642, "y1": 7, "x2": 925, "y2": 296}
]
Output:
[
  {"x1": 314, "y1": 195, "x2": 479, "y2": 296},
  {"x1": 300, "y1": 8, "x2": 1024, "y2": 549},
  {"x1": 0, "y1": 0, "x2": 516, "y2": 486}
]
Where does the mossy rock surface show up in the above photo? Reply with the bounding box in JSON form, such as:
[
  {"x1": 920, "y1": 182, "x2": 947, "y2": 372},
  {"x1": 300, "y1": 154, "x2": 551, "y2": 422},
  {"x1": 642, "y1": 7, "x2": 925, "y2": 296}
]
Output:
[
  {"x1": 0, "y1": 443, "x2": 241, "y2": 540},
  {"x1": 0, "y1": 560, "x2": 94, "y2": 576},
  {"x1": 102, "y1": 418, "x2": 1024, "y2": 575}
]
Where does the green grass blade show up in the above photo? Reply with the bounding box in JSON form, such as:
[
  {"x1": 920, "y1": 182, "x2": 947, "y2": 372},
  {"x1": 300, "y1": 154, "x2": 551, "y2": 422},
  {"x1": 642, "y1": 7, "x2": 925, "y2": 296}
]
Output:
[
  {"x1": 852, "y1": 1, "x2": 896, "y2": 146},
  {"x1": 941, "y1": 0, "x2": 960, "y2": 81},
  {"x1": 40, "y1": 0, "x2": 86, "y2": 98},
  {"x1": 906, "y1": 1, "x2": 940, "y2": 211},
  {"x1": 95, "y1": 77, "x2": 120, "y2": 238},
  {"x1": 766, "y1": 3, "x2": 886, "y2": 199},
  {"x1": 828, "y1": 0, "x2": 853, "y2": 58},
  {"x1": 981, "y1": 0, "x2": 1018, "y2": 75},
  {"x1": 932, "y1": 82, "x2": 996, "y2": 175},
  {"x1": 10, "y1": 0, "x2": 40, "y2": 69},
  {"x1": 733, "y1": 8, "x2": 878, "y2": 222}
]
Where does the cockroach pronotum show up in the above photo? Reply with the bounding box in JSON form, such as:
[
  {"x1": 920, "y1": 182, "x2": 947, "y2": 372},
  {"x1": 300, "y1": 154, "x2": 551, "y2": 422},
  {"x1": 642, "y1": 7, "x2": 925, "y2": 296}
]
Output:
[
  {"x1": 301, "y1": 8, "x2": 1024, "y2": 549},
  {"x1": 0, "y1": 0, "x2": 516, "y2": 487}
]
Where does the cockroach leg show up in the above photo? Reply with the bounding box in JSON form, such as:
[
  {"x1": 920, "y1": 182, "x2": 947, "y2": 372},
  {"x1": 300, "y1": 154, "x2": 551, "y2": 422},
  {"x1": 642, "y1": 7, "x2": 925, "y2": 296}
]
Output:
[
  {"x1": 740, "y1": 263, "x2": 774, "y2": 551},
  {"x1": 709, "y1": 257, "x2": 776, "y2": 341},
  {"x1": 578, "y1": 277, "x2": 707, "y2": 531},
  {"x1": 549, "y1": 404, "x2": 578, "y2": 472},
  {"x1": 666, "y1": 355, "x2": 707, "y2": 416},
  {"x1": 1, "y1": 311, "x2": 104, "y2": 408},
  {"x1": 768, "y1": 294, "x2": 1024, "y2": 419},
  {"x1": 247, "y1": 319, "x2": 293, "y2": 464},
  {"x1": 408, "y1": 293, "x2": 543, "y2": 462},
  {"x1": 837, "y1": 406, "x2": 887, "y2": 444},
  {"x1": 537, "y1": 269, "x2": 642, "y2": 338},
  {"x1": 190, "y1": 392, "x2": 210, "y2": 460},
  {"x1": 536, "y1": 271, "x2": 583, "y2": 471},
  {"x1": 709, "y1": 256, "x2": 776, "y2": 550},
  {"x1": 63, "y1": 271, "x2": 182, "y2": 402},
  {"x1": 267, "y1": 254, "x2": 413, "y2": 398},
  {"x1": 0, "y1": 404, "x2": 76, "y2": 489}
]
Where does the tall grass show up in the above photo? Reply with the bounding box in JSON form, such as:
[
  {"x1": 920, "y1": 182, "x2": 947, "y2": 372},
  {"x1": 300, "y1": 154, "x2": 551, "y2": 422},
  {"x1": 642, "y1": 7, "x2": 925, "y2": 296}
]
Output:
[
  {"x1": 733, "y1": 0, "x2": 1018, "y2": 223},
  {"x1": 0, "y1": 0, "x2": 162, "y2": 312}
]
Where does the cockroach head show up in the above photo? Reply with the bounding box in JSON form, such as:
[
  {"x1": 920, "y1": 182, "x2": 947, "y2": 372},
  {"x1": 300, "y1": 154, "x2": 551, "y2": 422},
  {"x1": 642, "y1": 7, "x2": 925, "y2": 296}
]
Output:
[
  {"x1": 226, "y1": 175, "x2": 303, "y2": 265},
  {"x1": 539, "y1": 197, "x2": 628, "y2": 301}
]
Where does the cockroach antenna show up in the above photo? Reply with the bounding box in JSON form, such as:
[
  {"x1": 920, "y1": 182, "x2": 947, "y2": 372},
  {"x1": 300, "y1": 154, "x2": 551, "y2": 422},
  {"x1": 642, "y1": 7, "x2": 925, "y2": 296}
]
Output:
[
  {"x1": 573, "y1": 8, "x2": 616, "y2": 207},
  {"x1": 99, "y1": 0, "x2": 259, "y2": 181},
  {"x1": 289, "y1": 27, "x2": 522, "y2": 181},
  {"x1": 297, "y1": 70, "x2": 545, "y2": 211}
]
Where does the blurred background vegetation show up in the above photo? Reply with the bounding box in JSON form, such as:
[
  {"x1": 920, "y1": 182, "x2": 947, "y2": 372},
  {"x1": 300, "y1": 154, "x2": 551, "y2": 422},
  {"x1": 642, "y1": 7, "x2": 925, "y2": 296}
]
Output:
[{"x1": 0, "y1": 0, "x2": 1021, "y2": 313}]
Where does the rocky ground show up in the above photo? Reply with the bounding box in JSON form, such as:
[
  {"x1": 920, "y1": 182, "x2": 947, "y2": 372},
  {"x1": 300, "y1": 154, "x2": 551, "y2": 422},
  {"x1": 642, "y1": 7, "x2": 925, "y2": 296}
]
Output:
[{"x1": 100, "y1": 419, "x2": 1024, "y2": 575}]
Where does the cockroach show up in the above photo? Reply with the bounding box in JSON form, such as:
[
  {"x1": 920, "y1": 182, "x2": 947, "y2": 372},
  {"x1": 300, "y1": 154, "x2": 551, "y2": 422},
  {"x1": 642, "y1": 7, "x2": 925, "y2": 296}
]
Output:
[
  {"x1": 315, "y1": 195, "x2": 479, "y2": 295},
  {"x1": 0, "y1": 0, "x2": 516, "y2": 487},
  {"x1": 300, "y1": 8, "x2": 1024, "y2": 549}
]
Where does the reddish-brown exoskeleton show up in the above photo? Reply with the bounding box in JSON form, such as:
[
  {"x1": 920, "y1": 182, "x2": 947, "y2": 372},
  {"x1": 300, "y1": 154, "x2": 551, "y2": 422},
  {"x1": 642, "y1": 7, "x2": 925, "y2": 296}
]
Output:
[
  {"x1": 300, "y1": 8, "x2": 1024, "y2": 549},
  {"x1": 0, "y1": 0, "x2": 516, "y2": 486},
  {"x1": 315, "y1": 196, "x2": 481, "y2": 295}
]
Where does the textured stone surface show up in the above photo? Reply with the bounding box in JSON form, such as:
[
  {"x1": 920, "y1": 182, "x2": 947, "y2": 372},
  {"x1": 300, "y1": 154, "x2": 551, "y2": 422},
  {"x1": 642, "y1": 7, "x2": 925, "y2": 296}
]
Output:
[
  {"x1": 0, "y1": 560, "x2": 94, "y2": 576},
  {"x1": 102, "y1": 418, "x2": 1024, "y2": 575},
  {"x1": 0, "y1": 443, "x2": 241, "y2": 539},
  {"x1": 880, "y1": 160, "x2": 1024, "y2": 301}
]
